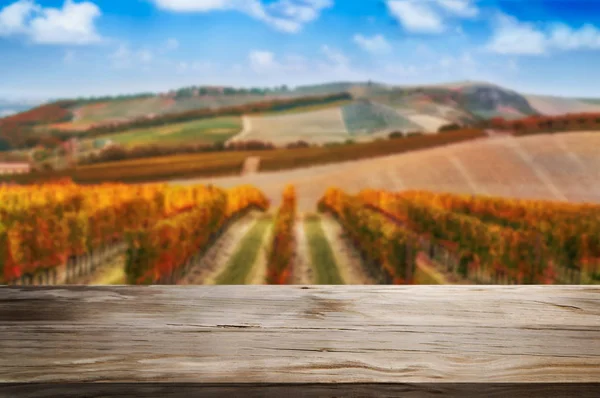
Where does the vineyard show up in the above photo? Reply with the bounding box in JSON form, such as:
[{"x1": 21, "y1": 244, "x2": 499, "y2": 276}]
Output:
[
  {"x1": 0, "y1": 180, "x2": 269, "y2": 285},
  {"x1": 1, "y1": 180, "x2": 599, "y2": 285},
  {"x1": 341, "y1": 100, "x2": 420, "y2": 135},
  {"x1": 320, "y1": 188, "x2": 600, "y2": 284}
]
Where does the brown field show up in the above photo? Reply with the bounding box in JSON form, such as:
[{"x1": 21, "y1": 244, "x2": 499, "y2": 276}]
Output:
[
  {"x1": 242, "y1": 107, "x2": 349, "y2": 145},
  {"x1": 526, "y1": 95, "x2": 600, "y2": 115},
  {"x1": 3, "y1": 129, "x2": 483, "y2": 185},
  {"x1": 173, "y1": 132, "x2": 600, "y2": 211}
]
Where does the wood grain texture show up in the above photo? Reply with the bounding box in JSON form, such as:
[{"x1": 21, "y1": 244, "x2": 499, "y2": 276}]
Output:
[
  {"x1": 0, "y1": 286, "x2": 599, "y2": 385},
  {"x1": 2, "y1": 383, "x2": 600, "y2": 398}
]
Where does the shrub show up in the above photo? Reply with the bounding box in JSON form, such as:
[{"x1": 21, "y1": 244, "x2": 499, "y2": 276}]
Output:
[{"x1": 438, "y1": 123, "x2": 461, "y2": 133}]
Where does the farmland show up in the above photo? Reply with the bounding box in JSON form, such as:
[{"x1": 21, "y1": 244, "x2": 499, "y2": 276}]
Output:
[
  {"x1": 1, "y1": 128, "x2": 485, "y2": 184},
  {"x1": 2, "y1": 179, "x2": 598, "y2": 287},
  {"x1": 341, "y1": 100, "x2": 420, "y2": 135},
  {"x1": 90, "y1": 116, "x2": 242, "y2": 148},
  {"x1": 175, "y1": 131, "x2": 600, "y2": 211},
  {"x1": 241, "y1": 107, "x2": 349, "y2": 145}
]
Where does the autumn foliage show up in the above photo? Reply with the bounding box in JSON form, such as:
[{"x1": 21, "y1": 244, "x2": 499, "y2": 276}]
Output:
[
  {"x1": 0, "y1": 101, "x2": 74, "y2": 150},
  {"x1": 485, "y1": 113, "x2": 600, "y2": 135},
  {"x1": 0, "y1": 180, "x2": 269, "y2": 284},
  {"x1": 266, "y1": 185, "x2": 297, "y2": 284},
  {"x1": 125, "y1": 185, "x2": 269, "y2": 284},
  {"x1": 356, "y1": 189, "x2": 600, "y2": 284},
  {"x1": 318, "y1": 187, "x2": 420, "y2": 284}
]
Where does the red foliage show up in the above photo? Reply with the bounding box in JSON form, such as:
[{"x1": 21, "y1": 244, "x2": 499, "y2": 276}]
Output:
[{"x1": 487, "y1": 112, "x2": 600, "y2": 135}]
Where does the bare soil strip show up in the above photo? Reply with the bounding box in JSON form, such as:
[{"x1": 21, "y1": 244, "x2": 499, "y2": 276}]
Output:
[
  {"x1": 290, "y1": 213, "x2": 314, "y2": 285},
  {"x1": 179, "y1": 211, "x2": 260, "y2": 285},
  {"x1": 214, "y1": 214, "x2": 272, "y2": 285},
  {"x1": 319, "y1": 213, "x2": 377, "y2": 285},
  {"x1": 247, "y1": 215, "x2": 274, "y2": 285}
]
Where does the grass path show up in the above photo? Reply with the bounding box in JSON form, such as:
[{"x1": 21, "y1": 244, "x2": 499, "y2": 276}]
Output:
[
  {"x1": 88, "y1": 258, "x2": 127, "y2": 285},
  {"x1": 69, "y1": 253, "x2": 127, "y2": 285},
  {"x1": 304, "y1": 214, "x2": 344, "y2": 285},
  {"x1": 247, "y1": 217, "x2": 274, "y2": 285},
  {"x1": 215, "y1": 214, "x2": 273, "y2": 285},
  {"x1": 179, "y1": 212, "x2": 259, "y2": 285}
]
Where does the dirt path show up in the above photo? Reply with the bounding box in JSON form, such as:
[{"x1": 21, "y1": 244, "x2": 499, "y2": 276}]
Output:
[
  {"x1": 319, "y1": 213, "x2": 377, "y2": 285},
  {"x1": 241, "y1": 156, "x2": 261, "y2": 176},
  {"x1": 246, "y1": 216, "x2": 274, "y2": 285},
  {"x1": 225, "y1": 115, "x2": 252, "y2": 145},
  {"x1": 178, "y1": 212, "x2": 259, "y2": 285},
  {"x1": 290, "y1": 213, "x2": 314, "y2": 285}
]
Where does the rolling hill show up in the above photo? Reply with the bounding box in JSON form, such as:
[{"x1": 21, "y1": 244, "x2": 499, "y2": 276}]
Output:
[
  {"x1": 3, "y1": 80, "x2": 600, "y2": 152},
  {"x1": 178, "y1": 131, "x2": 600, "y2": 211}
]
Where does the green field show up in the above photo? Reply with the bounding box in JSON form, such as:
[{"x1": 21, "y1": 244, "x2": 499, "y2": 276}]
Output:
[
  {"x1": 93, "y1": 116, "x2": 242, "y2": 147},
  {"x1": 304, "y1": 214, "x2": 343, "y2": 285},
  {"x1": 215, "y1": 216, "x2": 272, "y2": 285},
  {"x1": 341, "y1": 100, "x2": 420, "y2": 135}
]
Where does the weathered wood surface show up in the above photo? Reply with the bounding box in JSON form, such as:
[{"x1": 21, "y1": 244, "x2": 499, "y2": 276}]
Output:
[
  {"x1": 0, "y1": 286, "x2": 599, "y2": 387},
  {"x1": 2, "y1": 383, "x2": 600, "y2": 398}
]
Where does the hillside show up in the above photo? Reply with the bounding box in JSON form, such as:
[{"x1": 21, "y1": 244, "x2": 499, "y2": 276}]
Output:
[
  {"x1": 525, "y1": 95, "x2": 600, "y2": 115},
  {"x1": 3, "y1": 81, "x2": 600, "y2": 153},
  {"x1": 177, "y1": 132, "x2": 600, "y2": 211}
]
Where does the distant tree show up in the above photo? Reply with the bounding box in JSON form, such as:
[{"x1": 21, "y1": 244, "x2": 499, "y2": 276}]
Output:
[
  {"x1": 388, "y1": 131, "x2": 404, "y2": 139},
  {"x1": 438, "y1": 123, "x2": 461, "y2": 133},
  {"x1": 512, "y1": 122, "x2": 525, "y2": 131},
  {"x1": 0, "y1": 137, "x2": 11, "y2": 151},
  {"x1": 286, "y1": 141, "x2": 310, "y2": 149},
  {"x1": 212, "y1": 141, "x2": 226, "y2": 151}
]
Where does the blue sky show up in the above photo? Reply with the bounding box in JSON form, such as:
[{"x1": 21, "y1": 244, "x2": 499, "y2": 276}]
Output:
[{"x1": 1, "y1": 0, "x2": 600, "y2": 100}]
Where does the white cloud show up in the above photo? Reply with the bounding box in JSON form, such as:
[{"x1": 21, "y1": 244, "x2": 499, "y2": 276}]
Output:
[
  {"x1": 384, "y1": 63, "x2": 420, "y2": 77},
  {"x1": 245, "y1": 46, "x2": 361, "y2": 81},
  {"x1": 0, "y1": 0, "x2": 102, "y2": 45},
  {"x1": 386, "y1": 0, "x2": 478, "y2": 34},
  {"x1": 151, "y1": 0, "x2": 332, "y2": 33},
  {"x1": 175, "y1": 60, "x2": 213, "y2": 74},
  {"x1": 249, "y1": 50, "x2": 279, "y2": 72},
  {"x1": 438, "y1": 52, "x2": 476, "y2": 69},
  {"x1": 486, "y1": 13, "x2": 546, "y2": 55},
  {"x1": 138, "y1": 49, "x2": 153, "y2": 63},
  {"x1": 387, "y1": 0, "x2": 442, "y2": 33},
  {"x1": 111, "y1": 45, "x2": 154, "y2": 69},
  {"x1": 0, "y1": 0, "x2": 38, "y2": 36},
  {"x1": 486, "y1": 13, "x2": 600, "y2": 55},
  {"x1": 321, "y1": 44, "x2": 348, "y2": 67},
  {"x1": 436, "y1": 0, "x2": 478, "y2": 18},
  {"x1": 548, "y1": 23, "x2": 600, "y2": 50},
  {"x1": 353, "y1": 34, "x2": 392, "y2": 54}
]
